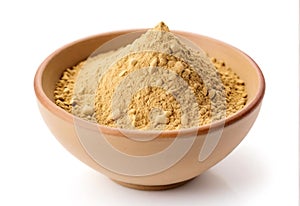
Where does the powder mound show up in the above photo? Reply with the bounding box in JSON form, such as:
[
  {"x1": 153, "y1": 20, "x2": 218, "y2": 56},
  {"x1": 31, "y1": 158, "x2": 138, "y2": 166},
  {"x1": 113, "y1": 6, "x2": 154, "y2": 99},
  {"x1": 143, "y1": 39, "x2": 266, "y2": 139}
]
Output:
[
  {"x1": 54, "y1": 22, "x2": 248, "y2": 130},
  {"x1": 94, "y1": 22, "x2": 225, "y2": 129}
]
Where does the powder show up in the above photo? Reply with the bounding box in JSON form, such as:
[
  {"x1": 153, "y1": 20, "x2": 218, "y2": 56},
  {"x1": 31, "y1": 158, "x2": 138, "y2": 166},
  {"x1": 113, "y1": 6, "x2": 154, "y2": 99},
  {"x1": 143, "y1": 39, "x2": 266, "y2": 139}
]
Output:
[
  {"x1": 54, "y1": 62, "x2": 82, "y2": 113},
  {"x1": 54, "y1": 22, "x2": 247, "y2": 130},
  {"x1": 211, "y1": 57, "x2": 247, "y2": 115},
  {"x1": 95, "y1": 51, "x2": 211, "y2": 129}
]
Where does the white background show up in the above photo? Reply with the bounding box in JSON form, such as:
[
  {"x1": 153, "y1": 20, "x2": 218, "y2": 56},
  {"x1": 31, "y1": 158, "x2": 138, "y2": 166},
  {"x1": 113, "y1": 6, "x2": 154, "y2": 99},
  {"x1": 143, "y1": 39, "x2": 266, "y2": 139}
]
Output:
[{"x1": 0, "y1": 0, "x2": 298, "y2": 205}]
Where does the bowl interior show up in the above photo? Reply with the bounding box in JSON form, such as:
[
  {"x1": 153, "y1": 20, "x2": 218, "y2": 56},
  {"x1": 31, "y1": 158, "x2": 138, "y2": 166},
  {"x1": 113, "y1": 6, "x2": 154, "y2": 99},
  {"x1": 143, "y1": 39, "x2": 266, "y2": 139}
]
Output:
[{"x1": 37, "y1": 30, "x2": 264, "y2": 127}]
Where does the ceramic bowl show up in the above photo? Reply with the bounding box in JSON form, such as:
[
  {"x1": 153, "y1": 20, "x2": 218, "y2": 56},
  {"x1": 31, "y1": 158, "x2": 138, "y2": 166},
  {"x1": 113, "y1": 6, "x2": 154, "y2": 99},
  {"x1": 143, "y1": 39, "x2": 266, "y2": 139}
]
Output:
[{"x1": 34, "y1": 29, "x2": 265, "y2": 190}]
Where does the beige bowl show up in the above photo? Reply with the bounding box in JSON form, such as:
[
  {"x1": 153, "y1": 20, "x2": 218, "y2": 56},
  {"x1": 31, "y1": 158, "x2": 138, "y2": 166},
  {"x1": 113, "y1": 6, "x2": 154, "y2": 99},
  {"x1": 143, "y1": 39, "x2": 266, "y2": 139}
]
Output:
[{"x1": 34, "y1": 29, "x2": 265, "y2": 190}]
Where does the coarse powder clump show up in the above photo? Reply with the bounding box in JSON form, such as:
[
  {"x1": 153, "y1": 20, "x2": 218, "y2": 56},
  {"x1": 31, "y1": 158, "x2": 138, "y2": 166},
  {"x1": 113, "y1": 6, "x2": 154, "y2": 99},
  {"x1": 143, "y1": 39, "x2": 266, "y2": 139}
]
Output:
[{"x1": 54, "y1": 22, "x2": 248, "y2": 130}]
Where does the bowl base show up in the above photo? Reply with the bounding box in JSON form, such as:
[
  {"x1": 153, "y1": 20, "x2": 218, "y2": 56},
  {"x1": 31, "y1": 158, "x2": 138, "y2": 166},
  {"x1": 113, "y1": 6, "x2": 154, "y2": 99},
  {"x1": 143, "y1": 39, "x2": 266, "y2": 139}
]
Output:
[{"x1": 111, "y1": 177, "x2": 195, "y2": 191}]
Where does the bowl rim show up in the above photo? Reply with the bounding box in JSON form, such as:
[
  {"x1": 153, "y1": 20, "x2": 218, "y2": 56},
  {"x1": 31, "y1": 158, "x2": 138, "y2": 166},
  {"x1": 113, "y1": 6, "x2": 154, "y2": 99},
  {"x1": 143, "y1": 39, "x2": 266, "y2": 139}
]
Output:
[{"x1": 34, "y1": 29, "x2": 265, "y2": 138}]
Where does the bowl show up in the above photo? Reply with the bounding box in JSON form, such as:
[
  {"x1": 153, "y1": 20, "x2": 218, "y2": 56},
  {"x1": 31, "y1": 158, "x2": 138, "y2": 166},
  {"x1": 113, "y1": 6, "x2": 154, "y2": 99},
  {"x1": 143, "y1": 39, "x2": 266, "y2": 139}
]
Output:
[{"x1": 34, "y1": 29, "x2": 265, "y2": 190}]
